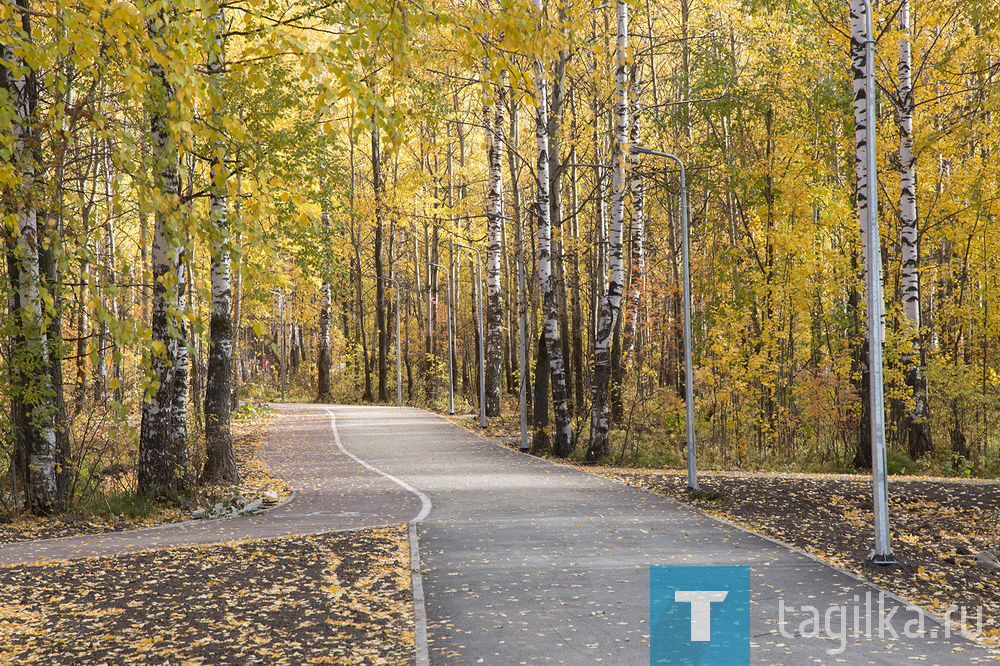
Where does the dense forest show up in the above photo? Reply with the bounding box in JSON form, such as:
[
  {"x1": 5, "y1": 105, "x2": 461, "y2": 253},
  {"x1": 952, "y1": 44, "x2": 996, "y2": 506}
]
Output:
[{"x1": 2, "y1": 0, "x2": 998, "y2": 514}]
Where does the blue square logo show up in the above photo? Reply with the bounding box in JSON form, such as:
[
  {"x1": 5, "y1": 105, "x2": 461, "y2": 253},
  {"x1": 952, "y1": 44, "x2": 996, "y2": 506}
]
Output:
[{"x1": 650, "y1": 566, "x2": 753, "y2": 665}]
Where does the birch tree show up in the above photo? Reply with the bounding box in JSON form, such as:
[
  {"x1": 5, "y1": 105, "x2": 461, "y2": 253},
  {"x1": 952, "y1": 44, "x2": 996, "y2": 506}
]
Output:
[
  {"x1": 617, "y1": 56, "x2": 646, "y2": 407},
  {"x1": 318, "y1": 205, "x2": 333, "y2": 398},
  {"x1": 139, "y1": 6, "x2": 192, "y2": 497},
  {"x1": 588, "y1": 0, "x2": 628, "y2": 460},
  {"x1": 202, "y1": 4, "x2": 238, "y2": 484},
  {"x1": 373, "y1": 116, "x2": 389, "y2": 403},
  {"x1": 532, "y1": 0, "x2": 573, "y2": 456},
  {"x1": 485, "y1": 68, "x2": 506, "y2": 418},
  {"x1": 897, "y1": 0, "x2": 932, "y2": 459},
  {"x1": 850, "y1": 0, "x2": 873, "y2": 468},
  {"x1": 1, "y1": 0, "x2": 59, "y2": 512}
]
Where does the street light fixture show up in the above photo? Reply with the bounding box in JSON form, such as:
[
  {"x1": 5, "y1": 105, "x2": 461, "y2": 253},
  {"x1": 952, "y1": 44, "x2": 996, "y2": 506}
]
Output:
[
  {"x1": 452, "y1": 241, "x2": 487, "y2": 428},
  {"x1": 631, "y1": 145, "x2": 699, "y2": 492},
  {"x1": 429, "y1": 262, "x2": 455, "y2": 415},
  {"x1": 374, "y1": 275, "x2": 403, "y2": 408}
]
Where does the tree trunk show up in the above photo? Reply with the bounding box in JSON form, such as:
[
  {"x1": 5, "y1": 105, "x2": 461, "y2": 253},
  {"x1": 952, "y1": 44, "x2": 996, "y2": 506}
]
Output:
[
  {"x1": 318, "y1": 212, "x2": 333, "y2": 398},
  {"x1": 621, "y1": 61, "x2": 646, "y2": 402},
  {"x1": 588, "y1": 0, "x2": 629, "y2": 460},
  {"x1": 139, "y1": 8, "x2": 191, "y2": 498},
  {"x1": 531, "y1": 333, "x2": 550, "y2": 454},
  {"x1": 485, "y1": 73, "x2": 506, "y2": 418},
  {"x1": 2, "y1": 1, "x2": 59, "y2": 513},
  {"x1": 373, "y1": 117, "x2": 389, "y2": 402},
  {"x1": 202, "y1": 6, "x2": 237, "y2": 485},
  {"x1": 897, "y1": 0, "x2": 932, "y2": 459},
  {"x1": 532, "y1": 0, "x2": 574, "y2": 457},
  {"x1": 850, "y1": 0, "x2": 873, "y2": 469}
]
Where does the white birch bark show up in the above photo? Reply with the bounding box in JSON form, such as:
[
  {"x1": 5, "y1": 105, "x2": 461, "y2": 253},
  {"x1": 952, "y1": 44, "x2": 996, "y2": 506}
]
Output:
[
  {"x1": 1, "y1": 4, "x2": 58, "y2": 511},
  {"x1": 485, "y1": 67, "x2": 506, "y2": 418},
  {"x1": 532, "y1": 0, "x2": 573, "y2": 456},
  {"x1": 203, "y1": 4, "x2": 237, "y2": 483},
  {"x1": 623, "y1": 61, "x2": 646, "y2": 378},
  {"x1": 896, "y1": 0, "x2": 932, "y2": 457},
  {"x1": 139, "y1": 8, "x2": 191, "y2": 497},
  {"x1": 850, "y1": 0, "x2": 871, "y2": 467},
  {"x1": 851, "y1": 0, "x2": 871, "y2": 270},
  {"x1": 898, "y1": 0, "x2": 918, "y2": 329},
  {"x1": 588, "y1": 0, "x2": 628, "y2": 460},
  {"x1": 318, "y1": 204, "x2": 333, "y2": 398}
]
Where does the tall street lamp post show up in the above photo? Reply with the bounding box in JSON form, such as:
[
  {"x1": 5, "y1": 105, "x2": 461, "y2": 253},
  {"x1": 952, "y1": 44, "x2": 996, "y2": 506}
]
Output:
[
  {"x1": 631, "y1": 145, "x2": 699, "y2": 492},
  {"x1": 863, "y1": 0, "x2": 894, "y2": 565}
]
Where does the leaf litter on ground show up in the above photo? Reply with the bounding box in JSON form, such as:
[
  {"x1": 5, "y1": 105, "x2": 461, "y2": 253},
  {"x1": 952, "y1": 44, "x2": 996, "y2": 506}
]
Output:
[{"x1": 0, "y1": 525, "x2": 414, "y2": 664}]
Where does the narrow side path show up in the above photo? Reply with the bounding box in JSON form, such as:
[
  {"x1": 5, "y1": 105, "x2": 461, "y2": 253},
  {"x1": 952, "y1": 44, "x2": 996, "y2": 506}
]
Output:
[
  {"x1": 0, "y1": 404, "x2": 420, "y2": 565},
  {"x1": 329, "y1": 405, "x2": 995, "y2": 664}
]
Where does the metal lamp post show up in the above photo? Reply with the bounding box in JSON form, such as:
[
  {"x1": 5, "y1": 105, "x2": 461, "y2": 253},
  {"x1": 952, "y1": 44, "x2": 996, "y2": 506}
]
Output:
[
  {"x1": 429, "y1": 262, "x2": 455, "y2": 415},
  {"x1": 452, "y1": 242, "x2": 487, "y2": 428},
  {"x1": 375, "y1": 276, "x2": 403, "y2": 408},
  {"x1": 631, "y1": 146, "x2": 699, "y2": 492},
  {"x1": 863, "y1": 0, "x2": 894, "y2": 565}
]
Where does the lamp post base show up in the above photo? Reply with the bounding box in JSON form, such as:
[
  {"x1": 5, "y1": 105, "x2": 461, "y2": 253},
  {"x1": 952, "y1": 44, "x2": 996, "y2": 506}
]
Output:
[{"x1": 869, "y1": 551, "x2": 897, "y2": 566}]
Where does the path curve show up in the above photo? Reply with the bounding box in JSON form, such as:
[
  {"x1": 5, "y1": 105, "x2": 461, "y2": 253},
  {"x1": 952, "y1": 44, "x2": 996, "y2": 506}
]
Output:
[
  {"x1": 0, "y1": 404, "x2": 421, "y2": 566},
  {"x1": 1, "y1": 404, "x2": 995, "y2": 664}
]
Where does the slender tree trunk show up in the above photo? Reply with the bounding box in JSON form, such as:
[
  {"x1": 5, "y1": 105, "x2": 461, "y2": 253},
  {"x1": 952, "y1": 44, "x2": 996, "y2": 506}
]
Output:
[
  {"x1": 588, "y1": 0, "x2": 629, "y2": 460},
  {"x1": 139, "y1": 8, "x2": 191, "y2": 498},
  {"x1": 38, "y1": 218, "x2": 71, "y2": 507},
  {"x1": 485, "y1": 72, "x2": 506, "y2": 418},
  {"x1": 318, "y1": 206, "x2": 333, "y2": 399},
  {"x1": 532, "y1": 0, "x2": 574, "y2": 457},
  {"x1": 202, "y1": 6, "x2": 237, "y2": 485},
  {"x1": 897, "y1": 0, "x2": 932, "y2": 459},
  {"x1": 373, "y1": 117, "x2": 389, "y2": 402},
  {"x1": 621, "y1": 61, "x2": 646, "y2": 398},
  {"x1": 231, "y1": 183, "x2": 243, "y2": 413},
  {"x1": 76, "y1": 143, "x2": 97, "y2": 405},
  {"x1": 569, "y1": 136, "x2": 585, "y2": 413},
  {"x1": 531, "y1": 334, "x2": 550, "y2": 453},
  {"x1": 2, "y1": 1, "x2": 58, "y2": 512},
  {"x1": 850, "y1": 0, "x2": 872, "y2": 469}
]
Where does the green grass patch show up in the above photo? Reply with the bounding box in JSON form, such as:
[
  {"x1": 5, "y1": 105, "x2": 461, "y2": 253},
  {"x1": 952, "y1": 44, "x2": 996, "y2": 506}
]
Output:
[{"x1": 71, "y1": 491, "x2": 175, "y2": 521}]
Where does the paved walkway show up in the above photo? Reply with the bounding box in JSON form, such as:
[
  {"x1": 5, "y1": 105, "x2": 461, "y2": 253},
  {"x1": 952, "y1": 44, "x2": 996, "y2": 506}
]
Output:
[
  {"x1": 0, "y1": 404, "x2": 420, "y2": 565},
  {"x1": 329, "y1": 405, "x2": 994, "y2": 664},
  {"x1": 1, "y1": 404, "x2": 995, "y2": 664}
]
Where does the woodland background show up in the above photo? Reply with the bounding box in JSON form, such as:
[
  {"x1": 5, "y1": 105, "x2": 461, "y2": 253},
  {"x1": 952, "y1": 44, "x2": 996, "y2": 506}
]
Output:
[{"x1": 2, "y1": 0, "x2": 998, "y2": 516}]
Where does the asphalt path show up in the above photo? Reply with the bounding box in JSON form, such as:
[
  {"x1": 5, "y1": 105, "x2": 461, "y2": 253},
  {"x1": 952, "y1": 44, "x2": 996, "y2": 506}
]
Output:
[
  {"x1": 1, "y1": 403, "x2": 995, "y2": 664},
  {"x1": 0, "y1": 403, "x2": 420, "y2": 565},
  {"x1": 328, "y1": 405, "x2": 995, "y2": 665}
]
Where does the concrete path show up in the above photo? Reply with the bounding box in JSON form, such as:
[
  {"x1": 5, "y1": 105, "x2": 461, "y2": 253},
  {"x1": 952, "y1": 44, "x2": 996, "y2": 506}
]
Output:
[{"x1": 1, "y1": 403, "x2": 994, "y2": 664}]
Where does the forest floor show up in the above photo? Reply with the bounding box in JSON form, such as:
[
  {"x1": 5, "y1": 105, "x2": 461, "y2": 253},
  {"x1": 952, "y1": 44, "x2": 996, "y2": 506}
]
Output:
[
  {"x1": 0, "y1": 525, "x2": 414, "y2": 664},
  {"x1": 0, "y1": 415, "x2": 292, "y2": 544},
  {"x1": 446, "y1": 413, "x2": 1000, "y2": 644}
]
